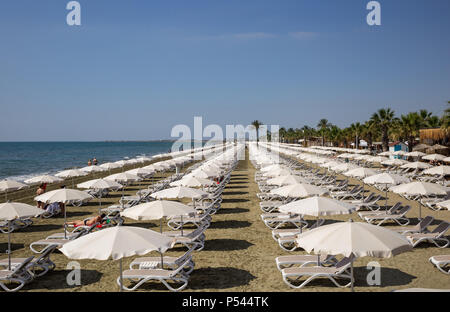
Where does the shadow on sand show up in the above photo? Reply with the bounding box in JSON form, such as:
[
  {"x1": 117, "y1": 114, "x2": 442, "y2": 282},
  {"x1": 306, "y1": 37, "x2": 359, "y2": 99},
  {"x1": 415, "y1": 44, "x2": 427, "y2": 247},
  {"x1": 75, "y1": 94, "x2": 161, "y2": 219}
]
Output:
[{"x1": 203, "y1": 239, "x2": 253, "y2": 251}]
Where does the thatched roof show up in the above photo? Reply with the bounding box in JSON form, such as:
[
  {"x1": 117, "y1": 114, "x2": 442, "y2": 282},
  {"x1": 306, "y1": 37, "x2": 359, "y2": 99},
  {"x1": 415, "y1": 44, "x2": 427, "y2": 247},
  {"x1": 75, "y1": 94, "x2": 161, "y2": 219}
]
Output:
[{"x1": 419, "y1": 128, "x2": 446, "y2": 141}]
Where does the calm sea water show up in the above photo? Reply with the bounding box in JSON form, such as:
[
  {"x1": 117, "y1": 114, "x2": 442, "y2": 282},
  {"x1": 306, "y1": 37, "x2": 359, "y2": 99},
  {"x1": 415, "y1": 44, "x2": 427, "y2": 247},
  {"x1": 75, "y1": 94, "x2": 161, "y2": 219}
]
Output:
[{"x1": 0, "y1": 141, "x2": 179, "y2": 181}]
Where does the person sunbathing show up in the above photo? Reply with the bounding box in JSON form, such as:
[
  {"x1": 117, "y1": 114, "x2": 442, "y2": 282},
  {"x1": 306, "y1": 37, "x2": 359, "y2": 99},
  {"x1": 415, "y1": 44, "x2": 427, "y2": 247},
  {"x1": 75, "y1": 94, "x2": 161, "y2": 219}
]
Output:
[{"x1": 65, "y1": 214, "x2": 107, "y2": 227}]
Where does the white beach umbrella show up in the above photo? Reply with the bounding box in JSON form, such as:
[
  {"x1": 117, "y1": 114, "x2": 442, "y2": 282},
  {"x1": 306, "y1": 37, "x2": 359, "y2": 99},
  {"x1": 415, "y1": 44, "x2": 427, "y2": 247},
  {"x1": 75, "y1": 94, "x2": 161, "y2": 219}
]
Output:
[
  {"x1": 422, "y1": 166, "x2": 450, "y2": 176},
  {"x1": 392, "y1": 150, "x2": 407, "y2": 156},
  {"x1": 59, "y1": 226, "x2": 174, "y2": 291},
  {"x1": 0, "y1": 202, "x2": 44, "y2": 269},
  {"x1": 279, "y1": 196, "x2": 356, "y2": 217},
  {"x1": 400, "y1": 162, "x2": 431, "y2": 170},
  {"x1": 436, "y1": 199, "x2": 450, "y2": 210},
  {"x1": 190, "y1": 169, "x2": 220, "y2": 179},
  {"x1": 55, "y1": 169, "x2": 88, "y2": 187},
  {"x1": 99, "y1": 162, "x2": 121, "y2": 170},
  {"x1": 381, "y1": 159, "x2": 408, "y2": 167},
  {"x1": 0, "y1": 180, "x2": 29, "y2": 200},
  {"x1": 363, "y1": 173, "x2": 411, "y2": 207},
  {"x1": 443, "y1": 157, "x2": 450, "y2": 163},
  {"x1": 367, "y1": 156, "x2": 389, "y2": 163},
  {"x1": 343, "y1": 168, "x2": 377, "y2": 179},
  {"x1": 77, "y1": 178, "x2": 122, "y2": 190},
  {"x1": 24, "y1": 175, "x2": 63, "y2": 185},
  {"x1": 80, "y1": 165, "x2": 107, "y2": 174},
  {"x1": 422, "y1": 154, "x2": 446, "y2": 161},
  {"x1": 263, "y1": 168, "x2": 292, "y2": 177},
  {"x1": 120, "y1": 200, "x2": 196, "y2": 234},
  {"x1": 170, "y1": 176, "x2": 216, "y2": 188},
  {"x1": 266, "y1": 175, "x2": 309, "y2": 186},
  {"x1": 330, "y1": 163, "x2": 359, "y2": 173},
  {"x1": 390, "y1": 182, "x2": 447, "y2": 218},
  {"x1": 295, "y1": 220, "x2": 412, "y2": 291},
  {"x1": 104, "y1": 172, "x2": 141, "y2": 184},
  {"x1": 378, "y1": 151, "x2": 392, "y2": 156},
  {"x1": 151, "y1": 186, "x2": 208, "y2": 200},
  {"x1": 270, "y1": 183, "x2": 328, "y2": 198},
  {"x1": 343, "y1": 167, "x2": 377, "y2": 191},
  {"x1": 260, "y1": 164, "x2": 285, "y2": 172},
  {"x1": 125, "y1": 168, "x2": 155, "y2": 178},
  {"x1": 35, "y1": 189, "x2": 93, "y2": 239},
  {"x1": 405, "y1": 151, "x2": 426, "y2": 158}
]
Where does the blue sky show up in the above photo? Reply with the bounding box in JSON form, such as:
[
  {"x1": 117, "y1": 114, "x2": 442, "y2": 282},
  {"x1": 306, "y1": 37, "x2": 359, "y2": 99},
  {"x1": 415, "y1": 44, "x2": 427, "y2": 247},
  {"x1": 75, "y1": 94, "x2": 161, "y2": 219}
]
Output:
[{"x1": 0, "y1": 0, "x2": 449, "y2": 141}]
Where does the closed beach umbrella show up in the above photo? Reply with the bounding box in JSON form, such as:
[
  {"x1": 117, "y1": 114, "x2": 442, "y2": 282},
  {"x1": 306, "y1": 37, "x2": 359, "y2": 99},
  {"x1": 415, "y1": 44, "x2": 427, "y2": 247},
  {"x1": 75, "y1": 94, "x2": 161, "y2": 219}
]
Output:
[
  {"x1": 390, "y1": 182, "x2": 447, "y2": 219},
  {"x1": 295, "y1": 220, "x2": 412, "y2": 291},
  {"x1": 35, "y1": 189, "x2": 93, "y2": 239},
  {"x1": 270, "y1": 183, "x2": 327, "y2": 198},
  {"x1": 0, "y1": 202, "x2": 44, "y2": 270},
  {"x1": 0, "y1": 180, "x2": 29, "y2": 200},
  {"x1": 24, "y1": 175, "x2": 63, "y2": 185},
  {"x1": 120, "y1": 200, "x2": 195, "y2": 234},
  {"x1": 59, "y1": 226, "x2": 174, "y2": 291}
]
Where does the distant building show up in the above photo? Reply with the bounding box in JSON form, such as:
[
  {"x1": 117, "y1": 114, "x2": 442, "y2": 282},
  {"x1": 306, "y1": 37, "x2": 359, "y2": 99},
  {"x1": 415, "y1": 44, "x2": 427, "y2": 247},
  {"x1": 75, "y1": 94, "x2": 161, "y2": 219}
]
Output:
[{"x1": 389, "y1": 141, "x2": 409, "y2": 155}]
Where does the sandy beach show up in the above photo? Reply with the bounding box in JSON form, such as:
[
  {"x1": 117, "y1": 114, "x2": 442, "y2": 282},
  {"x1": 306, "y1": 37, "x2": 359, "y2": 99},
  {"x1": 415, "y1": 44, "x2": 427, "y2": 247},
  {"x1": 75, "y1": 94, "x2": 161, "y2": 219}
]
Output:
[{"x1": 2, "y1": 147, "x2": 449, "y2": 292}]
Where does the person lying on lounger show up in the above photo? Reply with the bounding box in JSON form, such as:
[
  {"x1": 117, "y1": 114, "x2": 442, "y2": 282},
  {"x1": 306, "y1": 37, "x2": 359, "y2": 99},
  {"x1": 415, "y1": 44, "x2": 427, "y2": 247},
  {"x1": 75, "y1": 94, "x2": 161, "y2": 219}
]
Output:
[{"x1": 65, "y1": 214, "x2": 107, "y2": 227}]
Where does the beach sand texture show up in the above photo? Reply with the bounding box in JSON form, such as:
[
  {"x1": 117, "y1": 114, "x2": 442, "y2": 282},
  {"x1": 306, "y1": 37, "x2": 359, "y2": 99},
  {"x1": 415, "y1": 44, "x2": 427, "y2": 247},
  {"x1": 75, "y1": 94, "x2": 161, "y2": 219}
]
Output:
[{"x1": 1, "y1": 149, "x2": 449, "y2": 292}]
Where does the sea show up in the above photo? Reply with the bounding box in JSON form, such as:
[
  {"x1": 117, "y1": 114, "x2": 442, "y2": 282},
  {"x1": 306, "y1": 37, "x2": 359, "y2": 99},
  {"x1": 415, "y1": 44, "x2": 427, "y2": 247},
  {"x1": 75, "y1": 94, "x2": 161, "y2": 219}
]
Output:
[{"x1": 0, "y1": 141, "x2": 182, "y2": 182}]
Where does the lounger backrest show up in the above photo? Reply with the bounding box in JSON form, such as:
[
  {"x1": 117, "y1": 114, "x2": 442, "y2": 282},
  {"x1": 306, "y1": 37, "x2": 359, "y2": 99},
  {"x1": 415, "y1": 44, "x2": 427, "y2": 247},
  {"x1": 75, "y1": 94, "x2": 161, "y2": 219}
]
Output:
[
  {"x1": 395, "y1": 205, "x2": 411, "y2": 216},
  {"x1": 335, "y1": 256, "x2": 353, "y2": 270},
  {"x1": 418, "y1": 216, "x2": 434, "y2": 231},
  {"x1": 11, "y1": 256, "x2": 34, "y2": 275},
  {"x1": 432, "y1": 221, "x2": 450, "y2": 235},
  {"x1": 388, "y1": 202, "x2": 402, "y2": 214},
  {"x1": 34, "y1": 244, "x2": 57, "y2": 264}
]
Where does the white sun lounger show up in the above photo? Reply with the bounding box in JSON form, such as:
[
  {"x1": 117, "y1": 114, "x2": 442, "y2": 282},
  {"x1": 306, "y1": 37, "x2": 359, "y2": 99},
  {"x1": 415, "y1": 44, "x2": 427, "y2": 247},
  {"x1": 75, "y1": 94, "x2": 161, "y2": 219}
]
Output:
[{"x1": 429, "y1": 255, "x2": 450, "y2": 274}]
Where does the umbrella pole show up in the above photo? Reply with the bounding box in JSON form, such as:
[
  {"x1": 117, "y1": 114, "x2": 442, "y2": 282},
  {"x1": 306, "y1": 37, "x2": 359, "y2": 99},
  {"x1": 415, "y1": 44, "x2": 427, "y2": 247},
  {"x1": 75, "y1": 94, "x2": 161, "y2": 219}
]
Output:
[
  {"x1": 64, "y1": 207, "x2": 67, "y2": 239},
  {"x1": 160, "y1": 249, "x2": 164, "y2": 269},
  {"x1": 350, "y1": 257, "x2": 354, "y2": 292},
  {"x1": 8, "y1": 220, "x2": 11, "y2": 270},
  {"x1": 160, "y1": 219, "x2": 162, "y2": 233},
  {"x1": 119, "y1": 258, "x2": 123, "y2": 292},
  {"x1": 181, "y1": 215, "x2": 184, "y2": 236},
  {"x1": 419, "y1": 200, "x2": 422, "y2": 220}
]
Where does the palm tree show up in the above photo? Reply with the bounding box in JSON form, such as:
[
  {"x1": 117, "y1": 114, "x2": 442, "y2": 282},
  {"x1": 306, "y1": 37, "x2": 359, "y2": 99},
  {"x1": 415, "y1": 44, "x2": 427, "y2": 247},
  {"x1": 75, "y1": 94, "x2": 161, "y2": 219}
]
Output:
[
  {"x1": 251, "y1": 120, "x2": 263, "y2": 144},
  {"x1": 317, "y1": 119, "x2": 331, "y2": 146},
  {"x1": 279, "y1": 127, "x2": 287, "y2": 143},
  {"x1": 370, "y1": 108, "x2": 396, "y2": 151},
  {"x1": 362, "y1": 120, "x2": 377, "y2": 150},
  {"x1": 350, "y1": 122, "x2": 364, "y2": 149}
]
